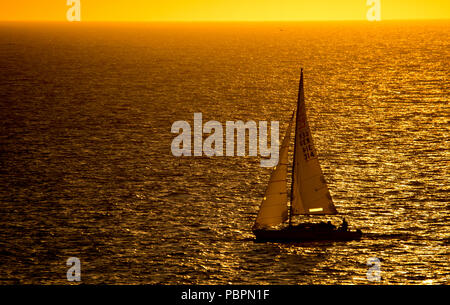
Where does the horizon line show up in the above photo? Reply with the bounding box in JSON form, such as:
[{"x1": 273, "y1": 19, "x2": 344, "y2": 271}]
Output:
[{"x1": 1, "y1": 18, "x2": 449, "y2": 23}]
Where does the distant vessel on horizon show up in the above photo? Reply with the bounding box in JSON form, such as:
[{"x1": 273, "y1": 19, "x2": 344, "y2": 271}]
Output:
[{"x1": 252, "y1": 68, "x2": 362, "y2": 242}]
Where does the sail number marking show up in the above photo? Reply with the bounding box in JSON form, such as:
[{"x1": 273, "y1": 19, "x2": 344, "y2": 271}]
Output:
[{"x1": 298, "y1": 130, "x2": 315, "y2": 160}]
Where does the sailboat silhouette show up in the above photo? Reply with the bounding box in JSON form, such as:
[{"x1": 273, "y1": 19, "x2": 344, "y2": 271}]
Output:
[{"x1": 253, "y1": 69, "x2": 362, "y2": 242}]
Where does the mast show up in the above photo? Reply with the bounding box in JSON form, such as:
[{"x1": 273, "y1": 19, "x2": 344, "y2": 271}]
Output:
[{"x1": 289, "y1": 68, "x2": 303, "y2": 227}]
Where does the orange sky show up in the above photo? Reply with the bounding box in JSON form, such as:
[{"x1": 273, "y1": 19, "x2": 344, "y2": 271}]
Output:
[{"x1": 0, "y1": 0, "x2": 449, "y2": 21}]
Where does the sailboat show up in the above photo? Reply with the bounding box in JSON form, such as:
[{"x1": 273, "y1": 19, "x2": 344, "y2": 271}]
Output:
[{"x1": 252, "y1": 69, "x2": 362, "y2": 242}]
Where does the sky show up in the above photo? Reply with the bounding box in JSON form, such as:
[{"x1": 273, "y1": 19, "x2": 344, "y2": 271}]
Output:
[{"x1": 0, "y1": 0, "x2": 449, "y2": 21}]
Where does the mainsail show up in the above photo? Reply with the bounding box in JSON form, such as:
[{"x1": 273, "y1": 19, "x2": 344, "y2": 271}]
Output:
[
  {"x1": 253, "y1": 113, "x2": 294, "y2": 229},
  {"x1": 290, "y1": 69, "x2": 337, "y2": 215}
]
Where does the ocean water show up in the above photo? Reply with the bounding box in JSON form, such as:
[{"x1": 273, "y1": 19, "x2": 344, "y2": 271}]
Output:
[{"x1": 0, "y1": 21, "x2": 448, "y2": 284}]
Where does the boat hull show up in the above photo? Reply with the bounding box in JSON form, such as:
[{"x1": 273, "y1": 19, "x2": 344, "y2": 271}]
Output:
[{"x1": 253, "y1": 227, "x2": 362, "y2": 242}]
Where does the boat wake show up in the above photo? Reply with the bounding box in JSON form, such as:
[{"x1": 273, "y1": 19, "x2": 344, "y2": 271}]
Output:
[{"x1": 362, "y1": 232, "x2": 444, "y2": 242}]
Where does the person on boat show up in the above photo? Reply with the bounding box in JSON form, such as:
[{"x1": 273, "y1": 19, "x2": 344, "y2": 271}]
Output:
[
  {"x1": 327, "y1": 221, "x2": 336, "y2": 231},
  {"x1": 339, "y1": 218, "x2": 348, "y2": 232}
]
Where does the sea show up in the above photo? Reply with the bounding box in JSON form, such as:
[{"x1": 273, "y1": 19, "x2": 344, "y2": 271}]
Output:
[{"x1": 0, "y1": 21, "x2": 448, "y2": 284}]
